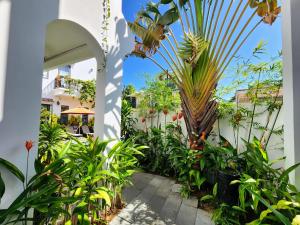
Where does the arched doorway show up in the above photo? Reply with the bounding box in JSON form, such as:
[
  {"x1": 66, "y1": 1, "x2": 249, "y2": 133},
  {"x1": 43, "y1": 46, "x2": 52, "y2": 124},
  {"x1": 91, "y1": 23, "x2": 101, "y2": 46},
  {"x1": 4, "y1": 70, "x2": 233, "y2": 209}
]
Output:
[{"x1": 41, "y1": 19, "x2": 106, "y2": 138}]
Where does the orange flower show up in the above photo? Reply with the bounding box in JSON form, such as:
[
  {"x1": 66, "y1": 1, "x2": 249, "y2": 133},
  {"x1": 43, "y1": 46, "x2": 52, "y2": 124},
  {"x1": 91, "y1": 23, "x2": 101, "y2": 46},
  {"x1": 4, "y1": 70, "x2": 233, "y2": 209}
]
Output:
[
  {"x1": 200, "y1": 132, "x2": 206, "y2": 141},
  {"x1": 178, "y1": 112, "x2": 183, "y2": 120},
  {"x1": 172, "y1": 114, "x2": 178, "y2": 121},
  {"x1": 25, "y1": 140, "x2": 33, "y2": 152}
]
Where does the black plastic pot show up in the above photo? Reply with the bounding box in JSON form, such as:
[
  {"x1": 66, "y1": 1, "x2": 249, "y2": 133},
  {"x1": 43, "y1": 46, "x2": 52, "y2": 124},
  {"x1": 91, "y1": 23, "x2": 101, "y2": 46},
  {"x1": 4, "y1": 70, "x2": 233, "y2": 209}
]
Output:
[
  {"x1": 217, "y1": 170, "x2": 240, "y2": 205},
  {"x1": 204, "y1": 168, "x2": 218, "y2": 185}
]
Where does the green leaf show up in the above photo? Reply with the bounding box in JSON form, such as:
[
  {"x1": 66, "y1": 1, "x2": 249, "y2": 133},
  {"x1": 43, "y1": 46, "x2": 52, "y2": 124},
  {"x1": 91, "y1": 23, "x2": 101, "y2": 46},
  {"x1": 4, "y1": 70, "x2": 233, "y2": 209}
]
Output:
[
  {"x1": 0, "y1": 173, "x2": 5, "y2": 199},
  {"x1": 146, "y1": 2, "x2": 161, "y2": 15},
  {"x1": 200, "y1": 195, "x2": 213, "y2": 202},
  {"x1": 160, "y1": 0, "x2": 173, "y2": 4},
  {"x1": 213, "y1": 183, "x2": 218, "y2": 197},
  {"x1": 77, "y1": 214, "x2": 90, "y2": 225},
  {"x1": 279, "y1": 163, "x2": 300, "y2": 183},
  {"x1": 157, "y1": 6, "x2": 179, "y2": 25},
  {"x1": 0, "y1": 158, "x2": 25, "y2": 183},
  {"x1": 90, "y1": 189, "x2": 111, "y2": 206},
  {"x1": 232, "y1": 206, "x2": 247, "y2": 213},
  {"x1": 245, "y1": 187, "x2": 291, "y2": 225}
]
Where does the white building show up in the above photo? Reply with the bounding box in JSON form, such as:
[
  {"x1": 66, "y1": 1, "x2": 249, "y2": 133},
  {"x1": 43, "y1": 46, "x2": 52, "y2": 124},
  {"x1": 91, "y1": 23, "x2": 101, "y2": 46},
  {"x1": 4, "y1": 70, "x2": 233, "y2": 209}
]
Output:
[{"x1": 41, "y1": 59, "x2": 97, "y2": 119}]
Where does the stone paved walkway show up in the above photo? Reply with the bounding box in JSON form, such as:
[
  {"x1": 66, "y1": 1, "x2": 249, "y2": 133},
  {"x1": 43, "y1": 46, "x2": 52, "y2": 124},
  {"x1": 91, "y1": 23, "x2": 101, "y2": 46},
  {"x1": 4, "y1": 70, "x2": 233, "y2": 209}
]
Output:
[{"x1": 110, "y1": 172, "x2": 213, "y2": 225}]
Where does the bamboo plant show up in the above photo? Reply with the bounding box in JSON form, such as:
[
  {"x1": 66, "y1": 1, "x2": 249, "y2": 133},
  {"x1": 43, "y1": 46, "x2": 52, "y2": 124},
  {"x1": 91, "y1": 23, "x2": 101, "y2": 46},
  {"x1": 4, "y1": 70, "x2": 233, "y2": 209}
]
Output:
[{"x1": 128, "y1": 0, "x2": 280, "y2": 148}]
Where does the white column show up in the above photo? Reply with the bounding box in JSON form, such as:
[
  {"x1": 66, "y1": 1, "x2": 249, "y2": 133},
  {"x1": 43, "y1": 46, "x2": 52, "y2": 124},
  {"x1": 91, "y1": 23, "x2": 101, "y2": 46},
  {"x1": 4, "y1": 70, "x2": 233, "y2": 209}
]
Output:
[
  {"x1": 94, "y1": 0, "x2": 134, "y2": 140},
  {"x1": 94, "y1": 57, "x2": 123, "y2": 140},
  {"x1": 0, "y1": 1, "x2": 58, "y2": 208},
  {"x1": 0, "y1": 0, "x2": 11, "y2": 122},
  {"x1": 282, "y1": 0, "x2": 300, "y2": 188}
]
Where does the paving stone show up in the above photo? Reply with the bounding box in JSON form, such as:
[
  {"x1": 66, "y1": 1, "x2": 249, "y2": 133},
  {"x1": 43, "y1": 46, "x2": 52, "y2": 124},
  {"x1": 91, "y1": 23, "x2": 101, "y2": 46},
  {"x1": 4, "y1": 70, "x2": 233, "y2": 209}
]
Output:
[
  {"x1": 183, "y1": 196, "x2": 198, "y2": 208},
  {"x1": 132, "y1": 202, "x2": 159, "y2": 225},
  {"x1": 123, "y1": 186, "x2": 141, "y2": 203},
  {"x1": 171, "y1": 183, "x2": 182, "y2": 193},
  {"x1": 110, "y1": 173, "x2": 214, "y2": 225},
  {"x1": 148, "y1": 194, "x2": 167, "y2": 214},
  {"x1": 117, "y1": 199, "x2": 143, "y2": 223},
  {"x1": 160, "y1": 192, "x2": 182, "y2": 224},
  {"x1": 175, "y1": 202, "x2": 197, "y2": 225},
  {"x1": 195, "y1": 209, "x2": 214, "y2": 225},
  {"x1": 132, "y1": 173, "x2": 154, "y2": 191},
  {"x1": 110, "y1": 216, "x2": 131, "y2": 225},
  {"x1": 156, "y1": 178, "x2": 175, "y2": 198}
]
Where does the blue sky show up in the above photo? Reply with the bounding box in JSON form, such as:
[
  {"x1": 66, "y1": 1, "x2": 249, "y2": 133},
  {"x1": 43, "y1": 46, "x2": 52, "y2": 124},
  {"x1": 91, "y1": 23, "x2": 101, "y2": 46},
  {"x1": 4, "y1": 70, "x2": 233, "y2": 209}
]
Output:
[{"x1": 122, "y1": 0, "x2": 282, "y2": 90}]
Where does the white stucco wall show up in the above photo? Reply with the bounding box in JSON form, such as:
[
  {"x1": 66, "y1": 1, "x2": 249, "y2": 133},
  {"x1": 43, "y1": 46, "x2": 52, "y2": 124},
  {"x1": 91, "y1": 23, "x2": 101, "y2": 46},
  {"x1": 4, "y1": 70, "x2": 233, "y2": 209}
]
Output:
[
  {"x1": 282, "y1": 0, "x2": 300, "y2": 188},
  {"x1": 0, "y1": 0, "x2": 60, "y2": 209},
  {"x1": 133, "y1": 103, "x2": 284, "y2": 165},
  {"x1": 0, "y1": 0, "x2": 11, "y2": 122}
]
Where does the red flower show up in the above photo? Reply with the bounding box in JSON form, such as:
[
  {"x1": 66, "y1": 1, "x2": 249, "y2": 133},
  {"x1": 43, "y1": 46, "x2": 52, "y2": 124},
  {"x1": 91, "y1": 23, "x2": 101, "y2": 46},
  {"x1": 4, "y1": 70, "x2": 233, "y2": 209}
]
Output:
[
  {"x1": 25, "y1": 140, "x2": 33, "y2": 152},
  {"x1": 172, "y1": 114, "x2": 178, "y2": 121},
  {"x1": 149, "y1": 109, "x2": 155, "y2": 114},
  {"x1": 141, "y1": 118, "x2": 146, "y2": 123},
  {"x1": 178, "y1": 112, "x2": 183, "y2": 120},
  {"x1": 163, "y1": 108, "x2": 168, "y2": 115}
]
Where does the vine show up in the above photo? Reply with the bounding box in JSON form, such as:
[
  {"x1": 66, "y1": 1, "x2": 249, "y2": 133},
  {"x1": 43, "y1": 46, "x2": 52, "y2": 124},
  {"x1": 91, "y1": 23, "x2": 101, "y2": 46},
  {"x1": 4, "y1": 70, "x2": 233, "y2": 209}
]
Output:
[
  {"x1": 101, "y1": 0, "x2": 111, "y2": 54},
  {"x1": 63, "y1": 76, "x2": 96, "y2": 108}
]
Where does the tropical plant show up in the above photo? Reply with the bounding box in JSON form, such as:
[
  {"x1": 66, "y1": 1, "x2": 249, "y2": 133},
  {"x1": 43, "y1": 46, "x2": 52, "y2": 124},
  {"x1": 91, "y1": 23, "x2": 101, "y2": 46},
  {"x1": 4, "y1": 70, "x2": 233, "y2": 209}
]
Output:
[
  {"x1": 0, "y1": 158, "x2": 25, "y2": 203},
  {"x1": 40, "y1": 108, "x2": 59, "y2": 125},
  {"x1": 137, "y1": 75, "x2": 181, "y2": 129},
  {"x1": 38, "y1": 122, "x2": 68, "y2": 166},
  {"x1": 128, "y1": 0, "x2": 280, "y2": 147},
  {"x1": 0, "y1": 137, "x2": 145, "y2": 225},
  {"x1": 203, "y1": 137, "x2": 300, "y2": 225},
  {"x1": 214, "y1": 49, "x2": 283, "y2": 150}
]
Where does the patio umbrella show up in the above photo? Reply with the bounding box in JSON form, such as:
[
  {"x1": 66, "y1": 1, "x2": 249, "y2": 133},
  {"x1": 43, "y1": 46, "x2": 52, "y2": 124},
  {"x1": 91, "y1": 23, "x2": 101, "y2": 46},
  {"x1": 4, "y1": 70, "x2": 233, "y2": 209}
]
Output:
[{"x1": 61, "y1": 107, "x2": 95, "y2": 115}]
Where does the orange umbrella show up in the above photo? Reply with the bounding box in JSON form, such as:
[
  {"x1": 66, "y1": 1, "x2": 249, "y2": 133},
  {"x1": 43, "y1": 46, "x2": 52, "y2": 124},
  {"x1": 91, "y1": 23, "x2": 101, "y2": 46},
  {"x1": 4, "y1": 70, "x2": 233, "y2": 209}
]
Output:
[{"x1": 61, "y1": 107, "x2": 95, "y2": 115}]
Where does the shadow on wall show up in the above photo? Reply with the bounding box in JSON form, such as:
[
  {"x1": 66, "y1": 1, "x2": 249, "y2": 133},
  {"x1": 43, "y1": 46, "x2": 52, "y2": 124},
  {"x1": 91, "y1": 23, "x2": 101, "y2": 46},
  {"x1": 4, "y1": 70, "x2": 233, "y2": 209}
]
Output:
[
  {"x1": 0, "y1": 0, "x2": 59, "y2": 208},
  {"x1": 102, "y1": 17, "x2": 134, "y2": 139}
]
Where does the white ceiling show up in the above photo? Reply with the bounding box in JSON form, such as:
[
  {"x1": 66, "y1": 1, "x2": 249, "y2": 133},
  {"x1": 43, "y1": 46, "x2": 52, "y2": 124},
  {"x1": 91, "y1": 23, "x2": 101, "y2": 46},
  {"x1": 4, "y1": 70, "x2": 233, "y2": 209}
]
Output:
[{"x1": 44, "y1": 20, "x2": 95, "y2": 70}]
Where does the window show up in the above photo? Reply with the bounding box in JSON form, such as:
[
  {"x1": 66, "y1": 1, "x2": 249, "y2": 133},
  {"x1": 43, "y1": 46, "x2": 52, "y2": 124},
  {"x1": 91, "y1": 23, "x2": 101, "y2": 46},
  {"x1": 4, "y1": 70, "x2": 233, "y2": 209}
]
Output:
[
  {"x1": 41, "y1": 104, "x2": 51, "y2": 111},
  {"x1": 125, "y1": 96, "x2": 137, "y2": 108},
  {"x1": 58, "y1": 65, "x2": 71, "y2": 76},
  {"x1": 60, "y1": 105, "x2": 69, "y2": 125},
  {"x1": 82, "y1": 114, "x2": 88, "y2": 125}
]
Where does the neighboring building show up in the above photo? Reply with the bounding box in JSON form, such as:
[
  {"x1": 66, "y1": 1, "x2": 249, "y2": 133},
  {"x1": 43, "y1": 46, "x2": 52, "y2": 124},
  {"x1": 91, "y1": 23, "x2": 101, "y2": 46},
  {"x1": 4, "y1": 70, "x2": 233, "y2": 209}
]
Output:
[{"x1": 41, "y1": 59, "x2": 97, "y2": 119}]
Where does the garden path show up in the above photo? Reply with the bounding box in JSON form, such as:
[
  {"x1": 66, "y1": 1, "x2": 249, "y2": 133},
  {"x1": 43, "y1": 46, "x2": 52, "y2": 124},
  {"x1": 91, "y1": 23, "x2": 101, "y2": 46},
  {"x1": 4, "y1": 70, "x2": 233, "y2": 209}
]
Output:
[{"x1": 110, "y1": 172, "x2": 213, "y2": 225}]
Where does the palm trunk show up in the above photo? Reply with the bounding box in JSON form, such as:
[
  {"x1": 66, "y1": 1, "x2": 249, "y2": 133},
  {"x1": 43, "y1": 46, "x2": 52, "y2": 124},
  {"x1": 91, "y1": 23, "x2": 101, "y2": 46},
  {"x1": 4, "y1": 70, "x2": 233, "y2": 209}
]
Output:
[{"x1": 180, "y1": 88, "x2": 218, "y2": 148}]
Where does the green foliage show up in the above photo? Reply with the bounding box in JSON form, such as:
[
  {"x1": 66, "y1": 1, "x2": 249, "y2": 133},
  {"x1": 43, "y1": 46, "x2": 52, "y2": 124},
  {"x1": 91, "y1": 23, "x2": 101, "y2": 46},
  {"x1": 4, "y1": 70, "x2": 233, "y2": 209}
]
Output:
[
  {"x1": 201, "y1": 137, "x2": 300, "y2": 225},
  {"x1": 40, "y1": 108, "x2": 59, "y2": 125},
  {"x1": 78, "y1": 80, "x2": 96, "y2": 107},
  {"x1": 0, "y1": 158, "x2": 25, "y2": 202},
  {"x1": 135, "y1": 123, "x2": 206, "y2": 198},
  {"x1": 121, "y1": 85, "x2": 138, "y2": 140},
  {"x1": 38, "y1": 122, "x2": 68, "y2": 165},
  {"x1": 122, "y1": 84, "x2": 136, "y2": 97},
  {"x1": 64, "y1": 76, "x2": 96, "y2": 107},
  {"x1": 0, "y1": 137, "x2": 145, "y2": 224},
  {"x1": 137, "y1": 75, "x2": 181, "y2": 128}
]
